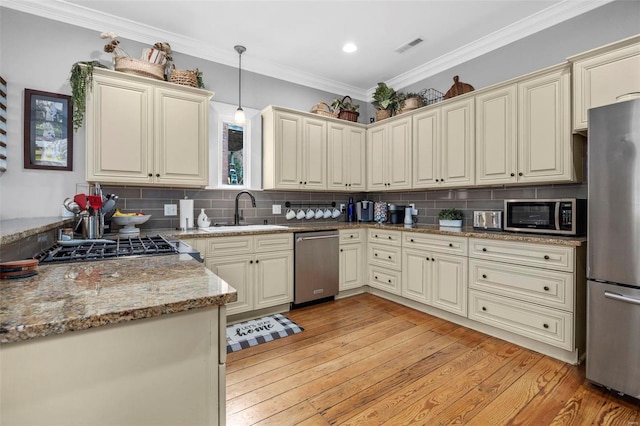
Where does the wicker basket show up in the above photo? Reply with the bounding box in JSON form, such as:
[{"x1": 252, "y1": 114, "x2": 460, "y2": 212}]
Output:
[
  {"x1": 115, "y1": 57, "x2": 165, "y2": 81},
  {"x1": 375, "y1": 109, "x2": 392, "y2": 121},
  {"x1": 170, "y1": 68, "x2": 198, "y2": 87},
  {"x1": 310, "y1": 102, "x2": 337, "y2": 118}
]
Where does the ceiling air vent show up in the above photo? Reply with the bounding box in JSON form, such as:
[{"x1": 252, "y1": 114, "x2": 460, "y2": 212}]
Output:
[{"x1": 395, "y1": 37, "x2": 424, "y2": 53}]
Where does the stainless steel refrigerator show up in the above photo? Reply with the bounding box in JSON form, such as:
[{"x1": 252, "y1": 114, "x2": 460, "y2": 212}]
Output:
[{"x1": 586, "y1": 98, "x2": 640, "y2": 399}]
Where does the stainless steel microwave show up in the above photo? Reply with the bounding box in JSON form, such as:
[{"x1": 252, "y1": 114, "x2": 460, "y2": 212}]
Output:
[{"x1": 504, "y1": 199, "x2": 587, "y2": 235}]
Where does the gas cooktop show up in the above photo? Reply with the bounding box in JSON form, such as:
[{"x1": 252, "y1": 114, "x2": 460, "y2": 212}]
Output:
[{"x1": 34, "y1": 235, "x2": 182, "y2": 263}]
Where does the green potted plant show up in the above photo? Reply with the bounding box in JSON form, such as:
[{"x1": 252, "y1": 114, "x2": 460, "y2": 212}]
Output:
[
  {"x1": 371, "y1": 82, "x2": 401, "y2": 121},
  {"x1": 398, "y1": 90, "x2": 426, "y2": 113},
  {"x1": 69, "y1": 60, "x2": 108, "y2": 132},
  {"x1": 330, "y1": 95, "x2": 360, "y2": 122},
  {"x1": 438, "y1": 208, "x2": 464, "y2": 227}
]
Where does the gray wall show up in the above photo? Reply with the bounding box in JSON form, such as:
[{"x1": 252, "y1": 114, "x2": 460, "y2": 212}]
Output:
[{"x1": 1, "y1": 3, "x2": 638, "y2": 225}]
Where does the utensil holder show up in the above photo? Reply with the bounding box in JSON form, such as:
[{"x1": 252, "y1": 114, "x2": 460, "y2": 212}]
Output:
[{"x1": 82, "y1": 213, "x2": 103, "y2": 239}]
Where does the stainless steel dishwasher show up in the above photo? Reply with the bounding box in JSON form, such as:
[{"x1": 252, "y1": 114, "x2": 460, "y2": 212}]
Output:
[{"x1": 294, "y1": 230, "x2": 339, "y2": 305}]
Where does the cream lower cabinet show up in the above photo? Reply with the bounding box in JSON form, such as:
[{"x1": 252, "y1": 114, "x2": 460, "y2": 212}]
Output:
[
  {"x1": 86, "y1": 67, "x2": 211, "y2": 187},
  {"x1": 262, "y1": 106, "x2": 327, "y2": 190},
  {"x1": 413, "y1": 96, "x2": 475, "y2": 189},
  {"x1": 402, "y1": 232, "x2": 468, "y2": 317},
  {"x1": 366, "y1": 116, "x2": 412, "y2": 191},
  {"x1": 467, "y1": 238, "x2": 583, "y2": 353},
  {"x1": 339, "y1": 229, "x2": 366, "y2": 291},
  {"x1": 475, "y1": 64, "x2": 578, "y2": 186},
  {"x1": 569, "y1": 35, "x2": 640, "y2": 132},
  {"x1": 327, "y1": 122, "x2": 366, "y2": 191},
  {"x1": 191, "y1": 234, "x2": 293, "y2": 316},
  {"x1": 367, "y1": 229, "x2": 402, "y2": 294}
]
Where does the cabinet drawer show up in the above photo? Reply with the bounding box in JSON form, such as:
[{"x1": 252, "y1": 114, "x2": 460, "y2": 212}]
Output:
[
  {"x1": 403, "y1": 232, "x2": 468, "y2": 255},
  {"x1": 368, "y1": 243, "x2": 402, "y2": 270},
  {"x1": 468, "y1": 238, "x2": 574, "y2": 272},
  {"x1": 368, "y1": 229, "x2": 402, "y2": 246},
  {"x1": 369, "y1": 265, "x2": 402, "y2": 295},
  {"x1": 206, "y1": 236, "x2": 253, "y2": 256},
  {"x1": 254, "y1": 233, "x2": 293, "y2": 252},
  {"x1": 469, "y1": 259, "x2": 574, "y2": 311},
  {"x1": 340, "y1": 228, "x2": 365, "y2": 244},
  {"x1": 469, "y1": 290, "x2": 573, "y2": 350}
]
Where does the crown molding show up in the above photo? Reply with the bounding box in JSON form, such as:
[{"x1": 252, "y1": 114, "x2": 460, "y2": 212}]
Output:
[
  {"x1": 2, "y1": 0, "x2": 612, "y2": 100},
  {"x1": 380, "y1": 0, "x2": 614, "y2": 95}
]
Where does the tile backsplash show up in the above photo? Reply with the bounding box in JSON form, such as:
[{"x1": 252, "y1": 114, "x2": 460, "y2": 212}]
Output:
[{"x1": 102, "y1": 183, "x2": 587, "y2": 231}]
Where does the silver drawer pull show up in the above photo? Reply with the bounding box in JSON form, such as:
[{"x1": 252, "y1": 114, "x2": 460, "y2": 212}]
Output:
[{"x1": 604, "y1": 291, "x2": 640, "y2": 306}]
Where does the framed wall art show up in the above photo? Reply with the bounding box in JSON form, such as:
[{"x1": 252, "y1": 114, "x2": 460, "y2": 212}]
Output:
[{"x1": 23, "y1": 89, "x2": 73, "y2": 171}]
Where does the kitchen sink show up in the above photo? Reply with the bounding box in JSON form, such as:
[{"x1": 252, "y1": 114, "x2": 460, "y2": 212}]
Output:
[{"x1": 201, "y1": 224, "x2": 289, "y2": 233}]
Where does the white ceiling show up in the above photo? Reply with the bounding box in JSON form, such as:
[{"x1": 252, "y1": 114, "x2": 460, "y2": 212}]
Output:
[{"x1": 3, "y1": 0, "x2": 612, "y2": 99}]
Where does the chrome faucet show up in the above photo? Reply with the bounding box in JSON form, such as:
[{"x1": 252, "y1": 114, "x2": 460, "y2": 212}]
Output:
[{"x1": 234, "y1": 191, "x2": 256, "y2": 225}]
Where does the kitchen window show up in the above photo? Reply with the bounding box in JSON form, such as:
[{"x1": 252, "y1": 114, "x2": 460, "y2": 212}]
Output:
[{"x1": 208, "y1": 101, "x2": 261, "y2": 189}]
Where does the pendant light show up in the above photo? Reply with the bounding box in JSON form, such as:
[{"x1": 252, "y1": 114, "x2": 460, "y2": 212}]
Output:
[{"x1": 234, "y1": 45, "x2": 246, "y2": 124}]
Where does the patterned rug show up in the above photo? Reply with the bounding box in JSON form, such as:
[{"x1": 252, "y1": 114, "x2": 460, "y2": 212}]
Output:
[{"x1": 226, "y1": 313, "x2": 304, "y2": 353}]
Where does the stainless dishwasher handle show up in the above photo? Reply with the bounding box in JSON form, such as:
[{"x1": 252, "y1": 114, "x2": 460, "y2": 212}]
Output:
[
  {"x1": 296, "y1": 235, "x2": 339, "y2": 242},
  {"x1": 604, "y1": 290, "x2": 640, "y2": 306}
]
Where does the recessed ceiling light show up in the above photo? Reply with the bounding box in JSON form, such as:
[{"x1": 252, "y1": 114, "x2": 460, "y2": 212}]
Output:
[{"x1": 342, "y1": 43, "x2": 357, "y2": 53}]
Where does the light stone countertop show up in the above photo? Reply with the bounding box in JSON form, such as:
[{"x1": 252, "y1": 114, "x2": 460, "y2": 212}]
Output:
[
  {"x1": 162, "y1": 223, "x2": 587, "y2": 247},
  {"x1": 0, "y1": 216, "x2": 74, "y2": 245},
  {"x1": 0, "y1": 254, "x2": 237, "y2": 344}
]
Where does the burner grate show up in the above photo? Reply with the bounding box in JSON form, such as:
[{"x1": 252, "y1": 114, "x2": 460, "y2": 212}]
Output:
[{"x1": 34, "y1": 235, "x2": 179, "y2": 263}]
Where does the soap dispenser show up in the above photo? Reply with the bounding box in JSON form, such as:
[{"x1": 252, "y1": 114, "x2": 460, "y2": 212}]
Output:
[{"x1": 197, "y1": 209, "x2": 210, "y2": 228}]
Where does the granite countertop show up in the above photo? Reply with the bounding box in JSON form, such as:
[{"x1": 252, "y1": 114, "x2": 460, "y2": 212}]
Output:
[
  {"x1": 0, "y1": 216, "x2": 75, "y2": 245},
  {"x1": 163, "y1": 223, "x2": 587, "y2": 247},
  {"x1": 0, "y1": 254, "x2": 237, "y2": 344}
]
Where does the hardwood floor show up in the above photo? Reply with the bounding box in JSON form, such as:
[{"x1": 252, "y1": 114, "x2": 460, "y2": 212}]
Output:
[{"x1": 226, "y1": 293, "x2": 639, "y2": 425}]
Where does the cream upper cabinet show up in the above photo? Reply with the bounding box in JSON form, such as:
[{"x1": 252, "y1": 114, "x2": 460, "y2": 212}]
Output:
[
  {"x1": 475, "y1": 84, "x2": 518, "y2": 186},
  {"x1": 86, "y1": 67, "x2": 211, "y2": 187},
  {"x1": 327, "y1": 122, "x2": 366, "y2": 191},
  {"x1": 569, "y1": 35, "x2": 640, "y2": 132},
  {"x1": 262, "y1": 106, "x2": 326, "y2": 190},
  {"x1": 413, "y1": 96, "x2": 474, "y2": 189},
  {"x1": 476, "y1": 64, "x2": 578, "y2": 185},
  {"x1": 366, "y1": 116, "x2": 412, "y2": 191}
]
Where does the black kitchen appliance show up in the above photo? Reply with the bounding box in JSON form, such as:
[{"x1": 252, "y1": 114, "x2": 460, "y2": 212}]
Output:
[
  {"x1": 34, "y1": 235, "x2": 201, "y2": 263},
  {"x1": 388, "y1": 204, "x2": 407, "y2": 224},
  {"x1": 356, "y1": 200, "x2": 374, "y2": 222}
]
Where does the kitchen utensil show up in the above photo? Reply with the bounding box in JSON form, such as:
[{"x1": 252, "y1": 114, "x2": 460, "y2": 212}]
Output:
[
  {"x1": 81, "y1": 214, "x2": 103, "y2": 239},
  {"x1": 323, "y1": 208, "x2": 332, "y2": 219},
  {"x1": 63, "y1": 198, "x2": 81, "y2": 214},
  {"x1": 88, "y1": 195, "x2": 103, "y2": 211},
  {"x1": 74, "y1": 194, "x2": 88, "y2": 211},
  {"x1": 285, "y1": 209, "x2": 296, "y2": 220},
  {"x1": 296, "y1": 209, "x2": 306, "y2": 220},
  {"x1": 315, "y1": 208, "x2": 324, "y2": 219},
  {"x1": 305, "y1": 208, "x2": 315, "y2": 220},
  {"x1": 102, "y1": 198, "x2": 117, "y2": 215},
  {"x1": 57, "y1": 239, "x2": 116, "y2": 247}
]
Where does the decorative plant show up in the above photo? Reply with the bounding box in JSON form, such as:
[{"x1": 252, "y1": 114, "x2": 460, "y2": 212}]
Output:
[
  {"x1": 438, "y1": 208, "x2": 464, "y2": 221},
  {"x1": 371, "y1": 82, "x2": 402, "y2": 114},
  {"x1": 331, "y1": 96, "x2": 359, "y2": 114},
  {"x1": 69, "y1": 60, "x2": 107, "y2": 132},
  {"x1": 399, "y1": 89, "x2": 427, "y2": 105},
  {"x1": 101, "y1": 32, "x2": 129, "y2": 57}
]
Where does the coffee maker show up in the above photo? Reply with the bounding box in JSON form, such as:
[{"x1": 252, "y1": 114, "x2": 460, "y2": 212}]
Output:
[
  {"x1": 356, "y1": 200, "x2": 374, "y2": 222},
  {"x1": 388, "y1": 204, "x2": 407, "y2": 224}
]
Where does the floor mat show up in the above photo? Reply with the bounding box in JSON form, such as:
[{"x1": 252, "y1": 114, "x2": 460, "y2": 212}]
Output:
[{"x1": 226, "y1": 313, "x2": 304, "y2": 353}]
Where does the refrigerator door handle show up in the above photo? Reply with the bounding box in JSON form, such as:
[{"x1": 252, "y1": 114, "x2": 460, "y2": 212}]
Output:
[{"x1": 604, "y1": 290, "x2": 640, "y2": 306}]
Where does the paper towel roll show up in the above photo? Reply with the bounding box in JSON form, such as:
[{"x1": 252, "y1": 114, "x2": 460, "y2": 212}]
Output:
[{"x1": 179, "y1": 199, "x2": 194, "y2": 230}]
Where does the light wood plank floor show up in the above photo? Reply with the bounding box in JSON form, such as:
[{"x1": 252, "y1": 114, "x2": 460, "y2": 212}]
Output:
[{"x1": 226, "y1": 293, "x2": 639, "y2": 425}]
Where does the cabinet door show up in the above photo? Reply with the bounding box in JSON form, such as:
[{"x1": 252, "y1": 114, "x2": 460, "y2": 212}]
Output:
[
  {"x1": 206, "y1": 255, "x2": 253, "y2": 315},
  {"x1": 518, "y1": 67, "x2": 573, "y2": 183},
  {"x1": 366, "y1": 125, "x2": 387, "y2": 191},
  {"x1": 475, "y1": 85, "x2": 517, "y2": 186},
  {"x1": 340, "y1": 244, "x2": 365, "y2": 290},
  {"x1": 402, "y1": 248, "x2": 431, "y2": 304},
  {"x1": 327, "y1": 123, "x2": 365, "y2": 191},
  {"x1": 387, "y1": 117, "x2": 412, "y2": 190},
  {"x1": 572, "y1": 38, "x2": 640, "y2": 131},
  {"x1": 431, "y1": 253, "x2": 467, "y2": 317},
  {"x1": 86, "y1": 73, "x2": 154, "y2": 184},
  {"x1": 274, "y1": 111, "x2": 303, "y2": 189},
  {"x1": 412, "y1": 108, "x2": 440, "y2": 188},
  {"x1": 440, "y1": 97, "x2": 475, "y2": 187},
  {"x1": 155, "y1": 87, "x2": 209, "y2": 186},
  {"x1": 301, "y1": 117, "x2": 326, "y2": 189},
  {"x1": 255, "y1": 251, "x2": 293, "y2": 309}
]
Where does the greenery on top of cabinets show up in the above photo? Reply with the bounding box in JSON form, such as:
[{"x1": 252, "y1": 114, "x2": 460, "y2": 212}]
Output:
[
  {"x1": 69, "y1": 61, "x2": 107, "y2": 132},
  {"x1": 371, "y1": 82, "x2": 402, "y2": 114}
]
